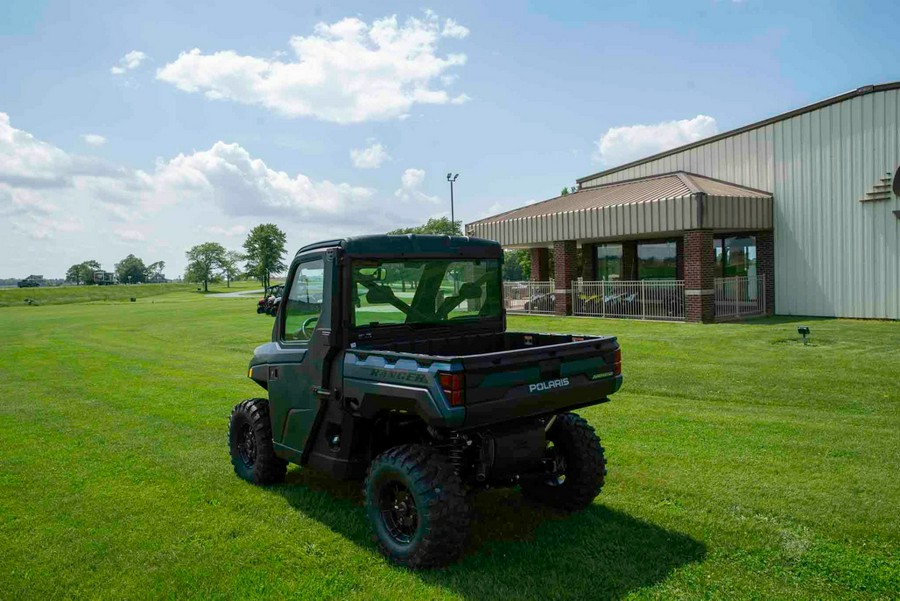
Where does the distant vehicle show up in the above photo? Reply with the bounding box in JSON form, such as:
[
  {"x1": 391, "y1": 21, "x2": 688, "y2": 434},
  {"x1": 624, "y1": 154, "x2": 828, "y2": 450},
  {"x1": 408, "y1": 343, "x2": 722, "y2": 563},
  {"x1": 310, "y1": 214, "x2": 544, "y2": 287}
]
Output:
[
  {"x1": 257, "y1": 285, "x2": 284, "y2": 315},
  {"x1": 524, "y1": 292, "x2": 555, "y2": 312},
  {"x1": 92, "y1": 270, "x2": 116, "y2": 285},
  {"x1": 17, "y1": 275, "x2": 43, "y2": 288}
]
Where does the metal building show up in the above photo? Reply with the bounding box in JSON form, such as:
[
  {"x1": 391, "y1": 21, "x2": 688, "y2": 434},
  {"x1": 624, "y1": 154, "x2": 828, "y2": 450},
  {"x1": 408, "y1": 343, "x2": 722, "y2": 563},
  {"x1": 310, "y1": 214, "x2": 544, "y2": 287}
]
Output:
[{"x1": 469, "y1": 83, "x2": 900, "y2": 321}]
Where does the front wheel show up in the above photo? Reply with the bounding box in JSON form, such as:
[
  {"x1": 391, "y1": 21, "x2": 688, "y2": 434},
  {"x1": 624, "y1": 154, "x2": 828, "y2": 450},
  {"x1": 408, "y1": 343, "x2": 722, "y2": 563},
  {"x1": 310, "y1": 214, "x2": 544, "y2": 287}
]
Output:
[
  {"x1": 365, "y1": 445, "x2": 472, "y2": 568},
  {"x1": 521, "y1": 413, "x2": 606, "y2": 512},
  {"x1": 228, "y1": 398, "x2": 287, "y2": 485}
]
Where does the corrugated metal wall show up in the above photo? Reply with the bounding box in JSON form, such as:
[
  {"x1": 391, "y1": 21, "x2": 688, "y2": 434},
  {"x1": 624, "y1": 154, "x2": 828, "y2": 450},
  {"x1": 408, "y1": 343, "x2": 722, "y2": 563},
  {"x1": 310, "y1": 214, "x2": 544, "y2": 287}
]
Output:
[{"x1": 581, "y1": 89, "x2": 900, "y2": 319}]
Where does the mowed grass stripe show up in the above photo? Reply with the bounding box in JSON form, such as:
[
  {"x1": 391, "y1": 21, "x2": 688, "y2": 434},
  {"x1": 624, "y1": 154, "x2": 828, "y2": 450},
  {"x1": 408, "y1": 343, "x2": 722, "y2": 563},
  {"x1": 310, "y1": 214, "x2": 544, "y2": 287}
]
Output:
[{"x1": 0, "y1": 294, "x2": 897, "y2": 599}]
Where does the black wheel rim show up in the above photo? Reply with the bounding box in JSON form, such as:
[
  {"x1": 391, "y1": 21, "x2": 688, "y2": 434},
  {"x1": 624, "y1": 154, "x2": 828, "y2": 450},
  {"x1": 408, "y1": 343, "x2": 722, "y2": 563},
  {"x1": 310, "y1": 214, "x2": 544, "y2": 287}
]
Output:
[
  {"x1": 378, "y1": 481, "x2": 419, "y2": 544},
  {"x1": 545, "y1": 441, "x2": 567, "y2": 487},
  {"x1": 237, "y1": 423, "x2": 256, "y2": 467}
]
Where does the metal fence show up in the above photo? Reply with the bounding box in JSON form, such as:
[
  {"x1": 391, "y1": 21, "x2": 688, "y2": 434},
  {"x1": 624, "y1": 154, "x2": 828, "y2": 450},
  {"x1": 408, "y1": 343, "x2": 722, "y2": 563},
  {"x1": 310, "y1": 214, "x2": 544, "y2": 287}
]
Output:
[
  {"x1": 714, "y1": 275, "x2": 766, "y2": 321},
  {"x1": 572, "y1": 280, "x2": 686, "y2": 321},
  {"x1": 503, "y1": 281, "x2": 556, "y2": 314}
]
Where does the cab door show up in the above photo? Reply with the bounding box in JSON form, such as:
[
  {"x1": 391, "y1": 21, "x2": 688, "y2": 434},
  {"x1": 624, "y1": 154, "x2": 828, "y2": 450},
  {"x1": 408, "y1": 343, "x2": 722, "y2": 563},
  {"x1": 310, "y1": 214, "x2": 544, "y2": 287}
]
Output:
[{"x1": 266, "y1": 252, "x2": 335, "y2": 460}]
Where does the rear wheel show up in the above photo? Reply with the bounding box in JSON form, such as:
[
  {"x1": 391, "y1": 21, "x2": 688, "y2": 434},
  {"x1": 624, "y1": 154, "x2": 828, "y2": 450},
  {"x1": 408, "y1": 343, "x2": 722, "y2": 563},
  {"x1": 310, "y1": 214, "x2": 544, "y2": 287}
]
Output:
[
  {"x1": 228, "y1": 398, "x2": 287, "y2": 485},
  {"x1": 521, "y1": 413, "x2": 606, "y2": 512},
  {"x1": 365, "y1": 445, "x2": 472, "y2": 568}
]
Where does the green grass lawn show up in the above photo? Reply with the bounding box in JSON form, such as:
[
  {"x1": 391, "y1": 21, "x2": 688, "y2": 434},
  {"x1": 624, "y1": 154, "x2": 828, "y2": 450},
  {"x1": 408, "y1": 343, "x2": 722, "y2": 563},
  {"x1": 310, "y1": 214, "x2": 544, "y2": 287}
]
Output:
[
  {"x1": 0, "y1": 293, "x2": 897, "y2": 599},
  {"x1": 0, "y1": 282, "x2": 195, "y2": 307}
]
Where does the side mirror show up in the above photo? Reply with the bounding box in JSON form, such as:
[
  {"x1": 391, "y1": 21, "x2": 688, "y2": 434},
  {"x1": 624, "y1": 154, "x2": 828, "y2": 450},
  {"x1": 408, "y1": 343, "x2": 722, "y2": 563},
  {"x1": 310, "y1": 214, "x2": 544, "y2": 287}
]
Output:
[{"x1": 357, "y1": 266, "x2": 386, "y2": 281}]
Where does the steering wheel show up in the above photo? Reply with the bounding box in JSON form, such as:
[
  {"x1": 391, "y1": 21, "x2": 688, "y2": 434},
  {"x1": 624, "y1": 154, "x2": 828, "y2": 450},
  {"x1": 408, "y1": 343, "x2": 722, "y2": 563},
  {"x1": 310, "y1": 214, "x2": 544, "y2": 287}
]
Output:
[{"x1": 300, "y1": 316, "x2": 319, "y2": 339}]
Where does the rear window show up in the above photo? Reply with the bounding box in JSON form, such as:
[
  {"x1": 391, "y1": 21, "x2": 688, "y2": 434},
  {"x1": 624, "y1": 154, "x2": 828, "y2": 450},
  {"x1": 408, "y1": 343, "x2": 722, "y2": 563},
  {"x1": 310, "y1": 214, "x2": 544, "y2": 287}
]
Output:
[{"x1": 351, "y1": 258, "x2": 501, "y2": 327}]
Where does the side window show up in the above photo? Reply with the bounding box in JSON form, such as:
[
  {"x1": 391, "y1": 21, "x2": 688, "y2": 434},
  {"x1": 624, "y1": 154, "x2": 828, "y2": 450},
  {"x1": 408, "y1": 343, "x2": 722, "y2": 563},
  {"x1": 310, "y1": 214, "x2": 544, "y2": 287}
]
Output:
[{"x1": 283, "y1": 258, "x2": 325, "y2": 342}]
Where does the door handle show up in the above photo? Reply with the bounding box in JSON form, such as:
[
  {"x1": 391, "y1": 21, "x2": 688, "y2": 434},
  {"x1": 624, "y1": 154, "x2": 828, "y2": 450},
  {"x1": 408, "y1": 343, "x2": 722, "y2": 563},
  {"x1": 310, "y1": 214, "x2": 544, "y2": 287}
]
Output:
[{"x1": 313, "y1": 387, "x2": 332, "y2": 399}]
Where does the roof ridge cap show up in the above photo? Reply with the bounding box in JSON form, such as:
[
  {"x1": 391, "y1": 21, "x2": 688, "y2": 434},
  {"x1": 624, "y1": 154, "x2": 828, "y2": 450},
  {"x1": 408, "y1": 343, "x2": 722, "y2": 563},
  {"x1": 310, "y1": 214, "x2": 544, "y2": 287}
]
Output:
[{"x1": 676, "y1": 172, "x2": 703, "y2": 194}]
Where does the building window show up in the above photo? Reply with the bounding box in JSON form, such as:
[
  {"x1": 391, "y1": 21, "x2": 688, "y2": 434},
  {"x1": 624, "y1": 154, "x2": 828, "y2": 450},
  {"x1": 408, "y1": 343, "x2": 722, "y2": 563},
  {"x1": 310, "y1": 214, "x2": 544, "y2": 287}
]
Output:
[
  {"x1": 714, "y1": 235, "x2": 757, "y2": 278},
  {"x1": 638, "y1": 240, "x2": 677, "y2": 279},
  {"x1": 595, "y1": 244, "x2": 622, "y2": 281}
]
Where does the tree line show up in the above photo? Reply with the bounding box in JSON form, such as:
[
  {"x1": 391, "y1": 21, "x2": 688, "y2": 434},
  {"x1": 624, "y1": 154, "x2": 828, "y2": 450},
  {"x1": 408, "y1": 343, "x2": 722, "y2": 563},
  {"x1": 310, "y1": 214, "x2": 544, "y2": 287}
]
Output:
[
  {"x1": 65, "y1": 217, "x2": 531, "y2": 291},
  {"x1": 64, "y1": 223, "x2": 288, "y2": 291},
  {"x1": 184, "y1": 223, "x2": 287, "y2": 292},
  {"x1": 65, "y1": 257, "x2": 167, "y2": 285}
]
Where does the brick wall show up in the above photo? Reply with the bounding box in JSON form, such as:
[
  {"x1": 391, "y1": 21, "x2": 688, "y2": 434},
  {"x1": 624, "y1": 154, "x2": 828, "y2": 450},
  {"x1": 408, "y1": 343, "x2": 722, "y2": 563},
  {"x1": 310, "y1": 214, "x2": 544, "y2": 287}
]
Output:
[
  {"x1": 683, "y1": 230, "x2": 715, "y2": 323},
  {"x1": 553, "y1": 240, "x2": 577, "y2": 315},
  {"x1": 756, "y1": 230, "x2": 775, "y2": 315},
  {"x1": 530, "y1": 247, "x2": 549, "y2": 281}
]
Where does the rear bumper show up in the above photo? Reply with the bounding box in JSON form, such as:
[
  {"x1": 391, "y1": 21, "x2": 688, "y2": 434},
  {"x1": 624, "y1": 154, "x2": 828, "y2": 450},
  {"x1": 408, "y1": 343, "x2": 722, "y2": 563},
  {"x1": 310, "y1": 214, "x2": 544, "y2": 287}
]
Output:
[{"x1": 462, "y1": 374, "x2": 622, "y2": 429}]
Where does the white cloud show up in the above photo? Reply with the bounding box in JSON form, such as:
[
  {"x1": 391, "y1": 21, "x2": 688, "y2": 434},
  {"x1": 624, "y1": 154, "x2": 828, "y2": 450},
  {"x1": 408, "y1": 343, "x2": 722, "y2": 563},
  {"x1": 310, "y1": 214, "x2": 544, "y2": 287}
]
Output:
[
  {"x1": 111, "y1": 50, "x2": 148, "y2": 75},
  {"x1": 2, "y1": 111, "x2": 465, "y2": 277},
  {"x1": 395, "y1": 168, "x2": 439, "y2": 203},
  {"x1": 114, "y1": 228, "x2": 145, "y2": 242},
  {"x1": 350, "y1": 141, "x2": 390, "y2": 169},
  {"x1": 155, "y1": 142, "x2": 375, "y2": 219},
  {"x1": 441, "y1": 18, "x2": 470, "y2": 39},
  {"x1": 0, "y1": 113, "x2": 120, "y2": 190},
  {"x1": 203, "y1": 224, "x2": 248, "y2": 237},
  {"x1": 156, "y1": 13, "x2": 470, "y2": 123},
  {"x1": 0, "y1": 111, "x2": 377, "y2": 237},
  {"x1": 592, "y1": 115, "x2": 718, "y2": 167},
  {"x1": 82, "y1": 134, "x2": 107, "y2": 147}
]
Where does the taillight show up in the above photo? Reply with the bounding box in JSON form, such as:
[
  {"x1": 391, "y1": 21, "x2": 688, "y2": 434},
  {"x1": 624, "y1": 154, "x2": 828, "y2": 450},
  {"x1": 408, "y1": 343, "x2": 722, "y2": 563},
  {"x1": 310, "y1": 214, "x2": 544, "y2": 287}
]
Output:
[
  {"x1": 613, "y1": 348, "x2": 622, "y2": 376},
  {"x1": 438, "y1": 372, "x2": 466, "y2": 407}
]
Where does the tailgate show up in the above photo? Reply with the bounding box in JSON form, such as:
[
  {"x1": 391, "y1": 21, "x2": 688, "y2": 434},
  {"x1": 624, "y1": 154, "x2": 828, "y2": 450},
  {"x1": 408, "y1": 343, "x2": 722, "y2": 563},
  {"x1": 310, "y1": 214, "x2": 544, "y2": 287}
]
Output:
[{"x1": 460, "y1": 334, "x2": 621, "y2": 428}]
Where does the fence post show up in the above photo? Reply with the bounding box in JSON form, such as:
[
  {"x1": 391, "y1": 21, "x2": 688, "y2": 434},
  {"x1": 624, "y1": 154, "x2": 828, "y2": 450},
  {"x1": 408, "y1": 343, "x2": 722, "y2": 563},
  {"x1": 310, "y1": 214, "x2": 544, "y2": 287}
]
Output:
[
  {"x1": 572, "y1": 281, "x2": 577, "y2": 315},
  {"x1": 600, "y1": 280, "x2": 606, "y2": 318},
  {"x1": 640, "y1": 280, "x2": 645, "y2": 320},
  {"x1": 762, "y1": 276, "x2": 766, "y2": 316}
]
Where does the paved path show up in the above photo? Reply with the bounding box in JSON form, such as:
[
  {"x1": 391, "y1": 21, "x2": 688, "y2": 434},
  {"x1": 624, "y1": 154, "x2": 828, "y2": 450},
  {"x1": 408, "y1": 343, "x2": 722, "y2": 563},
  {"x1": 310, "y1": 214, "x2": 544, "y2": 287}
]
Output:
[{"x1": 208, "y1": 289, "x2": 263, "y2": 298}]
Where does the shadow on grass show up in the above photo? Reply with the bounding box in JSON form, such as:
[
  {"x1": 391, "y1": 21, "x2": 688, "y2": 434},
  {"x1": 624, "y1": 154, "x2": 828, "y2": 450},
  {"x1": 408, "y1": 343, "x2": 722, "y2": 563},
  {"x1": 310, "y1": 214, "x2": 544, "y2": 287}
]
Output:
[{"x1": 269, "y1": 468, "x2": 706, "y2": 600}]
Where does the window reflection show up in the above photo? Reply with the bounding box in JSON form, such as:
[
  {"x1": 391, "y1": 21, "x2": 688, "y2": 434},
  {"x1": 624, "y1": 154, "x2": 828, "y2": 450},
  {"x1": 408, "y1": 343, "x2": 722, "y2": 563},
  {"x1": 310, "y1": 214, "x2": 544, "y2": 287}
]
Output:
[
  {"x1": 714, "y1": 235, "x2": 757, "y2": 277},
  {"x1": 638, "y1": 240, "x2": 677, "y2": 280},
  {"x1": 594, "y1": 244, "x2": 622, "y2": 281}
]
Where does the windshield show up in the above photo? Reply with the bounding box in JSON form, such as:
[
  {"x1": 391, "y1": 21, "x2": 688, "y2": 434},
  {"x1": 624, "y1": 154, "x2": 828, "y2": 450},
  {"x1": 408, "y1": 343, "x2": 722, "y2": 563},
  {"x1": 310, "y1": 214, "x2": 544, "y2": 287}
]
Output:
[{"x1": 351, "y1": 258, "x2": 502, "y2": 327}]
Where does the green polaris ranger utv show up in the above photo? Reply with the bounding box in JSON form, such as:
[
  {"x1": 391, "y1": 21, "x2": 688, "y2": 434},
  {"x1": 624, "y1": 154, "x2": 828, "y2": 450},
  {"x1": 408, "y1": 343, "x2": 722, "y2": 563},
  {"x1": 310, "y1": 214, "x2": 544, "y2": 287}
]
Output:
[{"x1": 228, "y1": 235, "x2": 623, "y2": 568}]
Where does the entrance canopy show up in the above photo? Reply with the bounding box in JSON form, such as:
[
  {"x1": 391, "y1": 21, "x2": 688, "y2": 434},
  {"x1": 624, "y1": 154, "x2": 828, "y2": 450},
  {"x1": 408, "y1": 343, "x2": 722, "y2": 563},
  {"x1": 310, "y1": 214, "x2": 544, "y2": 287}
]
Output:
[{"x1": 467, "y1": 172, "x2": 773, "y2": 246}]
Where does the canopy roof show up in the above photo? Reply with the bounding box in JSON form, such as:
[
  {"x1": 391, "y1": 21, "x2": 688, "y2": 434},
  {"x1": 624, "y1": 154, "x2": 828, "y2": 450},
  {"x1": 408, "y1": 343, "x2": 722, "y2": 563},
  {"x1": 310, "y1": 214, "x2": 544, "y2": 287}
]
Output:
[{"x1": 467, "y1": 172, "x2": 773, "y2": 247}]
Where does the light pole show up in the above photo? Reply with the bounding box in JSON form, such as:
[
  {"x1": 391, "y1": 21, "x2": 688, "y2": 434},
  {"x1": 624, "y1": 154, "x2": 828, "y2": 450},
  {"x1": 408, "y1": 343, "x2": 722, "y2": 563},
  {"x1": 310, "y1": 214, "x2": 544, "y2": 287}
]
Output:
[{"x1": 446, "y1": 173, "x2": 459, "y2": 231}]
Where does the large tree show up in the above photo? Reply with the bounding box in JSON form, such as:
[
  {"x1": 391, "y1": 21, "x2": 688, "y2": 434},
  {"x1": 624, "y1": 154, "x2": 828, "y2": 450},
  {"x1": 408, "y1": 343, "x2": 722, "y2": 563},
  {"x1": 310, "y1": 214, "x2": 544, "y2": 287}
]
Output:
[
  {"x1": 65, "y1": 260, "x2": 101, "y2": 285},
  {"x1": 221, "y1": 251, "x2": 243, "y2": 288},
  {"x1": 185, "y1": 242, "x2": 227, "y2": 292},
  {"x1": 502, "y1": 249, "x2": 531, "y2": 281},
  {"x1": 243, "y1": 224, "x2": 287, "y2": 289},
  {"x1": 388, "y1": 216, "x2": 462, "y2": 236},
  {"x1": 116, "y1": 254, "x2": 147, "y2": 284},
  {"x1": 146, "y1": 261, "x2": 166, "y2": 281}
]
